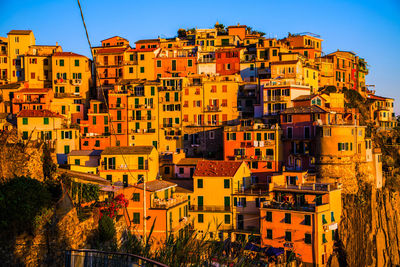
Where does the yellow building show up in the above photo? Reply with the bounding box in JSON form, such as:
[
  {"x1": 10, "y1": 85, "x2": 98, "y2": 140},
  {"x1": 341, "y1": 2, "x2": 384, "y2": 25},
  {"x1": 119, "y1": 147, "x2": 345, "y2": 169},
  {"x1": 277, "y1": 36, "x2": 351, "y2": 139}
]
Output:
[
  {"x1": 367, "y1": 94, "x2": 396, "y2": 130},
  {"x1": 135, "y1": 48, "x2": 160, "y2": 80},
  {"x1": 190, "y1": 160, "x2": 252, "y2": 240},
  {"x1": 16, "y1": 109, "x2": 80, "y2": 164},
  {"x1": 7, "y1": 30, "x2": 36, "y2": 83},
  {"x1": 52, "y1": 52, "x2": 93, "y2": 101},
  {"x1": 24, "y1": 45, "x2": 62, "y2": 88},
  {"x1": 68, "y1": 150, "x2": 102, "y2": 174},
  {"x1": 99, "y1": 146, "x2": 159, "y2": 185}
]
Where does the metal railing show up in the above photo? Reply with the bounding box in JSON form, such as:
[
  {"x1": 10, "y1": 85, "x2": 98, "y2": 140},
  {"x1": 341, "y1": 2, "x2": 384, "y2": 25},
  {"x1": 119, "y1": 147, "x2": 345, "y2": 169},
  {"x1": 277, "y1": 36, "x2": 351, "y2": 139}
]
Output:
[{"x1": 65, "y1": 249, "x2": 168, "y2": 267}]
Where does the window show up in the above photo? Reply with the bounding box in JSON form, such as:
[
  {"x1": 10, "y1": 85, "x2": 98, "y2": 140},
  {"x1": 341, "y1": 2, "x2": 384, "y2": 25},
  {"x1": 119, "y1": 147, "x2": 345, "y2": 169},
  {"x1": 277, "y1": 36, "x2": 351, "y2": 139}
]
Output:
[
  {"x1": 22, "y1": 131, "x2": 28, "y2": 140},
  {"x1": 133, "y1": 213, "x2": 140, "y2": 224},
  {"x1": 272, "y1": 49, "x2": 277, "y2": 56},
  {"x1": 224, "y1": 179, "x2": 230, "y2": 189},
  {"x1": 106, "y1": 175, "x2": 112, "y2": 182},
  {"x1": 132, "y1": 193, "x2": 140, "y2": 202},
  {"x1": 265, "y1": 211, "x2": 272, "y2": 222},
  {"x1": 285, "y1": 213, "x2": 291, "y2": 224},
  {"x1": 305, "y1": 233, "x2": 312, "y2": 244},
  {"x1": 285, "y1": 231, "x2": 292, "y2": 242},
  {"x1": 331, "y1": 211, "x2": 335, "y2": 222},
  {"x1": 198, "y1": 214, "x2": 204, "y2": 223},
  {"x1": 267, "y1": 229, "x2": 273, "y2": 239},
  {"x1": 157, "y1": 60, "x2": 161, "y2": 67},
  {"x1": 140, "y1": 54, "x2": 144, "y2": 60},
  {"x1": 74, "y1": 59, "x2": 79, "y2": 66},
  {"x1": 22, "y1": 118, "x2": 28, "y2": 125},
  {"x1": 95, "y1": 140, "x2": 100, "y2": 147},
  {"x1": 197, "y1": 179, "x2": 203, "y2": 188},
  {"x1": 117, "y1": 123, "x2": 122, "y2": 134},
  {"x1": 188, "y1": 59, "x2": 192, "y2": 67},
  {"x1": 138, "y1": 157, "x2": 144, "y2": 170},
  {"x1": 224, "y1": 214, "x2": 230, "y2": 224},
  {"x1": 322, "y1": 214, "x2": 327, "y2": 224},
  {"x1": 287, "y1": 127, "x2": 293, "y2": 138},
  {"x1": 59, "y1": 59, "x2": 64, "y2": 66},
  {"x1": 305, "y1": 215, "x2": 311, "y2": 225},
  {"x1": 74, "y1": 159, "x2": 80, "y2": 165},
  {"x1": 92, "y1": 116, "x2": 96, "y2": 125},
  {"x1": 140, "y1": 67, "x2": 144, "y2": 73},
  {"x1": 322, "y1": 233, "x2": 327, "y2": 243},
  {"x1": 64, "y1": 145, "x2": 70, "y2": 154},
  {"x1": 179, "y1": 167, "x2": 184, "y2": 174}
]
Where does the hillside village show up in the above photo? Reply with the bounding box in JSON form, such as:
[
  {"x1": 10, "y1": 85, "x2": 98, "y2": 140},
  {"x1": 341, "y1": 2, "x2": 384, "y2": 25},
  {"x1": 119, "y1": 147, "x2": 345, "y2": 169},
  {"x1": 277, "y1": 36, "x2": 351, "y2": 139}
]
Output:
[{"x1": 0, "y1": 24, "x2": 398, "y2": 266}]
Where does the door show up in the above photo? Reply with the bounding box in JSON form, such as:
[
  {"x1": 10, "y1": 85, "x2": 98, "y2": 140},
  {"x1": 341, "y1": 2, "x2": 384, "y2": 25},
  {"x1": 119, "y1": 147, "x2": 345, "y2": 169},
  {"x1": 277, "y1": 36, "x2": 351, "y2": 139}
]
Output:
[
  {"x1": 238, "y1": 214, "x2": 244, "y2": 230},
  {"x1": 190, "y1": 168, "x2": 195, "y2": 178},
  {"x1": 123, "y1": 175, "x2": 128, "y2": 187},
  {"x1": 198, "y1": 196, "x2": 204, "y2": 210},
  {"x1": 224, "y1": 196, "x2": 230, "y2": 210}
]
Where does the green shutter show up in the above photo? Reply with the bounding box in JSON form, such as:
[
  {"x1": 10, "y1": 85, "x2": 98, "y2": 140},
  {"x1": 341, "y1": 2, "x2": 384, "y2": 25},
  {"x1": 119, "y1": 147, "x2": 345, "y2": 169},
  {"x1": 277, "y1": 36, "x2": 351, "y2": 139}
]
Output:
[{"x1": 138, "y1": 157, "x2": 144, "y2": 169}]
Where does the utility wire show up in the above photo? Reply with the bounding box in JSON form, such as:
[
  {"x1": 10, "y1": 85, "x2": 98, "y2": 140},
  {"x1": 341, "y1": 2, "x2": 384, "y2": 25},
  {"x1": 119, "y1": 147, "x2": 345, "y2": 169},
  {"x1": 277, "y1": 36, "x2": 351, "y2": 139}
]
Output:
[{"x1": 77, "y1": 0, "x2": 138, "y2": 184}]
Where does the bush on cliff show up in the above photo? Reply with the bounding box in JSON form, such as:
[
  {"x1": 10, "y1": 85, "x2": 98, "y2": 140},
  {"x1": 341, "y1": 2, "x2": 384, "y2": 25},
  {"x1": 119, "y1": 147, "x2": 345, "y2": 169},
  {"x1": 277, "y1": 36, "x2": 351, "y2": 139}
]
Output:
[
  {"x1": 98, "y1": 215, "x2": 116, "y2": 242},
  {"x1": 0, "y1": 176, "x2": 52, "y2": 235}
]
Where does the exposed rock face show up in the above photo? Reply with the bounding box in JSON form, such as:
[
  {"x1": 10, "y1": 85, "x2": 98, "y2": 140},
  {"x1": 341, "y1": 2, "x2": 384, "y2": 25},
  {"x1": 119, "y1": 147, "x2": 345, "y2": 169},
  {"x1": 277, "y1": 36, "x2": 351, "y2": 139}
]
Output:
[{"x1": 336, "y1": 187, "x2": 400, "y2": 267}]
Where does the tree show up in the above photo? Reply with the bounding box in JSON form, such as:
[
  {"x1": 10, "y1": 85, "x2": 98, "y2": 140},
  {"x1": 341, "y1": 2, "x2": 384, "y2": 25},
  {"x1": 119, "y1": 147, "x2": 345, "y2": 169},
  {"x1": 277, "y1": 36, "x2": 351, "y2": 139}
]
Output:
[
  {"x1": 98, "y1": 215, "x2": 116, "y2": 242},
  {"x1": 214, "y1": 23, "x2": 226, "y2": 34},
  {"x1": 0, "y1": 176, "x2": 52, "y2": 235},
  {"x1": 177, "y1": 29, "x2": 187, "y2": 38}
]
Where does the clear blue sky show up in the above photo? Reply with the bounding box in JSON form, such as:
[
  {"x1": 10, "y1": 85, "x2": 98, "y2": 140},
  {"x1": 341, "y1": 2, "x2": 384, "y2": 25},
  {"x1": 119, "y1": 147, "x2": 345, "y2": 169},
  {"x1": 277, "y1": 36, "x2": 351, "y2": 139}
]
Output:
[{"x1": 1, "y1": 0, "x2": 399, "y2": 113}]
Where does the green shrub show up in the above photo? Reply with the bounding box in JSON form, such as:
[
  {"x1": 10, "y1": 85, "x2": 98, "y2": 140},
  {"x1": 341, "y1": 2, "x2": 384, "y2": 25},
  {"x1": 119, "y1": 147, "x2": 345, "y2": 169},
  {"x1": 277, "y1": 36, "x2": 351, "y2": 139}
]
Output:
[
  {"x1": 0, "y1": 177, "x2": 52, "y2": 235},
  {"x1": 98, "y1": 215, "x2": 116, "y2": 242}
]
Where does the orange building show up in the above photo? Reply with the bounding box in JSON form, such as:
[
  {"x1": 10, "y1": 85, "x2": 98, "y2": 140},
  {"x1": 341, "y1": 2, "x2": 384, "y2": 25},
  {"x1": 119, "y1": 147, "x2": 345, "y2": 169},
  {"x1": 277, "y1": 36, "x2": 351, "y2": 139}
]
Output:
[
  {"x1": 155, "y1": 47, "x2": 197, "y2": 78},
  {"x1": 284, "y1": 33, "x2": 323, "y2": 61},
  {"x1": 117, "y1": 180, "x2": 189, "y2": 246},
  {"x1": 260, "y1": 182, "x2": 342, "y2": 266},
  {"x1": 92, "y1": 36, "x2": 130, "y2": 89},
  {"x1": 80, "y1": 100, "x2": 111, "y2": 150},
  {"x1": 12, "y1": 88, "x2": 53, "y2": 114}
]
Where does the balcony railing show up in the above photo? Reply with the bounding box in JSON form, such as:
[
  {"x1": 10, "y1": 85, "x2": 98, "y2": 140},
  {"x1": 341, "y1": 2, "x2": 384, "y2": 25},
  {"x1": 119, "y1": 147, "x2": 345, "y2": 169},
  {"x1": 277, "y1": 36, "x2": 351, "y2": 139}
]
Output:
[
  {"x1": 151, "y1": 196, "x2": 187, "y2": 209},
  {"x1": 189, "y1": 205, "x2": 231, "y2": 212},
  {"x1": 204, "y1": 105, "x2": 221, "y2": 112}
]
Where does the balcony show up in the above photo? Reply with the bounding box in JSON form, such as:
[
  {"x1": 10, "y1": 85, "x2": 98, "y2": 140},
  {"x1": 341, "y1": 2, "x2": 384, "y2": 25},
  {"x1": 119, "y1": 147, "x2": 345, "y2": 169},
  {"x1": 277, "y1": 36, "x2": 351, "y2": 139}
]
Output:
[
  {"x1": 262, "y1": 200, "x2": 317, "y2": 212},
  {"x1": 189, "y1": 205, "x2": 231, "y2": 212},
  {"x1": 109, "y1": 103, "x2": 126, "y2": 109},
  {"x1": 131, "y1": 128, "x2": 156, "y2": 134},
  {"x1": 129, "y1": 116, "x2": 156, "y2": 121},
  {"x1": 151, "y1": 195, "x2": 187, "y2": 209},
  {"x1": 71, "y1": 79, "x2": 82, "y2": 86},
  {"x1": 198, "y1": 58, "x2": 215, "y2": 63},
  {"x1": 263, "y1": 95, "x2": 290, "y2": 102},
  {"x1": 54, "y1": 79, "x2": 68, "y2": 85},
  {"x1": 203, "y1": 105, "x2": 221, "y2": 112}
]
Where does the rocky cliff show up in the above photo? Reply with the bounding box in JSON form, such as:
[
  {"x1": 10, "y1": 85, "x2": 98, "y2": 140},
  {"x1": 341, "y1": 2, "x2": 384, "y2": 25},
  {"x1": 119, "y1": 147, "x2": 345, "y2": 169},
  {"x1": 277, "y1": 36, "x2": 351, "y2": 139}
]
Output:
[{"x1": 334, "y1": 185, "x2": 400, "y2": 267}]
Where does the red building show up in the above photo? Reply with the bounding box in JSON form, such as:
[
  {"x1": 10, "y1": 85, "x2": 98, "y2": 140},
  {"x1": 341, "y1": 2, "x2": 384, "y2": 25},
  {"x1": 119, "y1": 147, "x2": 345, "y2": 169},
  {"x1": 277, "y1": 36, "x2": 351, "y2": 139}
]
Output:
[
  {"x1": 215, "y1": 48, "x2": 241, "y2": 76},
  {"x1": 223, "y1": 123, "x2": 282, "y2": 182},
  {"x1": 12, "y1": 88, "x2": 53, "y2": 114},
  {"x1": 80, "y1": 100, "x2": 111, "y2": 150}
]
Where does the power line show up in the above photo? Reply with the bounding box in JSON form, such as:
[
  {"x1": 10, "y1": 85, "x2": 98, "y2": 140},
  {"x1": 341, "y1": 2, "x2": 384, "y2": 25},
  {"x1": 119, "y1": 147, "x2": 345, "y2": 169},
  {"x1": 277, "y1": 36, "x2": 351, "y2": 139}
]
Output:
[{"x1": 76, "y1": 0, "x2": 137, "y2": 183}]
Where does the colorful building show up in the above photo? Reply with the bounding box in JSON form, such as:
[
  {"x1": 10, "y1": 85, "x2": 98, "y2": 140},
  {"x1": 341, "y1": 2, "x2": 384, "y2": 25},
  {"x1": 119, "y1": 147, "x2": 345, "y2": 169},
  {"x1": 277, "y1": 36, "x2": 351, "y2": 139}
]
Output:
[
  {"x1": 99, "y1": 146, "x2": 159, "y2": 185},
  {"x1": 117, "y1": 180, "x2": 189, "y2": 246},
  {"x1": 260, "y1": 182, "x2": 342, "y2": 266},
  {"x1": 68, "y1": 149, "x2": 102, "y2": 174},
  {"x1": 190, "y1": 160, "x2": 252, "y2": 240}
]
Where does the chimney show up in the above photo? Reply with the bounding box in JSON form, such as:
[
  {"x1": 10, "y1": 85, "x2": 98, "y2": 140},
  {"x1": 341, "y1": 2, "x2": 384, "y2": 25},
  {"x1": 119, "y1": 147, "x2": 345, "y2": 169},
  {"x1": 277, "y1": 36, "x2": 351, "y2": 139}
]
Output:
[{"x1": 56, "y1": 42, "x2": 58, "y2": 46}]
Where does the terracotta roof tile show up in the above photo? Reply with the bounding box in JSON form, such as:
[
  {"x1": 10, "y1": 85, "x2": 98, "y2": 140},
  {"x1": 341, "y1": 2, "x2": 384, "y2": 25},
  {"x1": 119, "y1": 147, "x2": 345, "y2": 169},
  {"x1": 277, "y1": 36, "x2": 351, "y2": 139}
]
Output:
[
  {"x1": 177, "y1": 158, "x2": 202, "y2": 166},
  {"x1": 101, "y1": 146, "x2": 154, "y2": 155},
  {"x1": 17, "y1": 109, "x2": 64, "y2": 118},
  {"x1": 281, "y1": 105, "x2": 328, "y2": 114},
  {"x1": 53, "y1": 52, "x2": 87, "y2": 57},
  {"x1": 16, "y1": 88, "x2": 51, "y2": 94},
  {"x1": 8, "y1": 30, "x2": 32, "y2": 35},
  {"x1": 270, "y1": 60, "x2": 300, "y2": 65},
  {"x1": 194, "y1": 160, "x2": 243, "y2": 177},
  {"x1": 95, "y1": 48, "x2": 128, "y2": 54}
]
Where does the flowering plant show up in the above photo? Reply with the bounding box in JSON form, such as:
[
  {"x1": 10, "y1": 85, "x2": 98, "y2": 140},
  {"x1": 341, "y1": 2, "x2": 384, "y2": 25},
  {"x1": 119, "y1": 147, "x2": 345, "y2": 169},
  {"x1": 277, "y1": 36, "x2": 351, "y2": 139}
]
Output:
[{"x1": 100, "y1": 193, "x2": 129, "y2": 219}]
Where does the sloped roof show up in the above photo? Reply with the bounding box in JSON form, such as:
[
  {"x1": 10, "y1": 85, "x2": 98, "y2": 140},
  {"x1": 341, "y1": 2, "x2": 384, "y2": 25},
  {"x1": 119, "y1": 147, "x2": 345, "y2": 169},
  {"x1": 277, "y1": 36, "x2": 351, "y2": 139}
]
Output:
[
  {"x1": 17, "y1": 109, "x2": 64, "y2": 118},
  {"x1": 69, "y1": 150, "x2": 103, "y2": 156},
  {"x1": 177, "y1": 158, "x2": 202, "y2": 166},
  {"x1": 101, "y1": 146, "x2": 154, "y2": 155},
  {"x1": 101, "y1": 36, "x2": 128, "y2": 42},
  {"x1": 270, "y1": 60, "x2": 300, "y2": 65},
  {"x1": 367, "y1": 94, "x2": 393, "y2": 101},
  {"x1": 135, "y1": 180, "x2": 177, "y2": 192},
  {"x1": 95, "y1": 47, "x2": 128, "y2": 54},
  {"x1": 8, "y1": 30, "x2": 32, "y2": 35},
  {"x1": 280, "y1": 105, "x2": 328, "y2": 114},
  {"x1": 53, "y1": 52, "x2": 86, "y2": 57},
  {"x1": 135, "y1": 39, "x2": 160, "y2": 44},
  {"x1": 194, "y1": 160, "x2": 243, "y2": 177},
  {"x1": 16, "y1": 88, "x2": 51, "y2": 94},
  {"x1": 0, "y1": 82, "x2": 23, "y2": 90}
]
